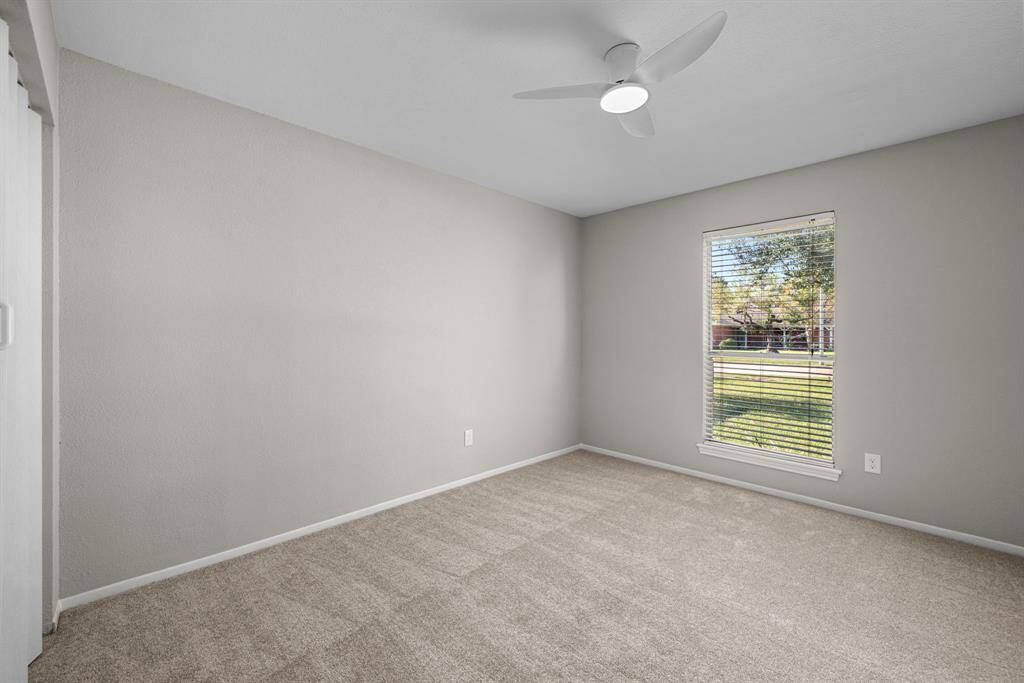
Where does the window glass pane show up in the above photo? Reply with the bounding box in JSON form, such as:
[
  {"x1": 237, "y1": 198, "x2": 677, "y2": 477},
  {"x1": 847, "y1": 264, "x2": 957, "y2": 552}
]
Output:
[{"x1": 707, "y1": 356, "x2": 833, "y2": 461}]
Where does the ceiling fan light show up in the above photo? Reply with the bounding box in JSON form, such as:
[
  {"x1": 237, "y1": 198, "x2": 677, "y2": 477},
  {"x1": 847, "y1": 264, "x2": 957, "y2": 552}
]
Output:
[{"x1": 599, "y1": 84, "x2": 649, "y2": 114}]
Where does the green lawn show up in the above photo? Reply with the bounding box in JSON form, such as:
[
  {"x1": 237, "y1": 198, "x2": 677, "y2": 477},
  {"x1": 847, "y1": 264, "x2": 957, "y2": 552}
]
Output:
[{"x1": 710, "y1": 366, "x2": 833, "y2": 461}]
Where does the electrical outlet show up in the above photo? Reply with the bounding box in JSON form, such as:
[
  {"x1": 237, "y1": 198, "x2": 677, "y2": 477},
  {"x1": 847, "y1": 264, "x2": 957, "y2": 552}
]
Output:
[
  {"x1": 464, "y1": 429, "x2": 473, "y2": 447},
  {"x1": 864, "y1": 452, "x2": 881, "y2": 474}
]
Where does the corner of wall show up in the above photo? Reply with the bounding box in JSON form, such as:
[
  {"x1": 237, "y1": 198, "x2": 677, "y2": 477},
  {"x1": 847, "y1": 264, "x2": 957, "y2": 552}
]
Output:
[{"x1": 574, "y1": 215, "x2": 586, "y2": 446}]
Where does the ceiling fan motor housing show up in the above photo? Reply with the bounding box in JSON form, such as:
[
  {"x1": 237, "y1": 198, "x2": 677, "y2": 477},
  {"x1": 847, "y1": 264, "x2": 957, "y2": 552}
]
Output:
[{"x1": 605, "y1": 43, "x2": 640, "y2": 83}]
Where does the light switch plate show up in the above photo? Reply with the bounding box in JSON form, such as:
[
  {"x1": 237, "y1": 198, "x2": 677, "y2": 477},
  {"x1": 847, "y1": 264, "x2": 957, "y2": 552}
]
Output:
[{"x1": 464, "y1": 429, "x2": 473, "y2": 447}]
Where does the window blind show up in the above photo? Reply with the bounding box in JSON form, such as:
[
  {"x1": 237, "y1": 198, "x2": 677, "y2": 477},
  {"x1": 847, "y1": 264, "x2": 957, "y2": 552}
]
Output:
[{"x1": 702, "y1": 212, "x2": 835, "y2": 464}]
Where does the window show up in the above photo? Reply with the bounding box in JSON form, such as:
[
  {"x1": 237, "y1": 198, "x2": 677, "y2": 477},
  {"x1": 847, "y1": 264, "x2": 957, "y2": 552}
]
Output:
[{"x1": 699, "y1": 212, "x2": 839, "y2": 480}]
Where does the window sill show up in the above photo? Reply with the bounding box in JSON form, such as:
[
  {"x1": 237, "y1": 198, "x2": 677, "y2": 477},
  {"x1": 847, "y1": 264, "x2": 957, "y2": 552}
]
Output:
[{"x1": 697, "y1": 442, "x2": 842, "y2": 481}]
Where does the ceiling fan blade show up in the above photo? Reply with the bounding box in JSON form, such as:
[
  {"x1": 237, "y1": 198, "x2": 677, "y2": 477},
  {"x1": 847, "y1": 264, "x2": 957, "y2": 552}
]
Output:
[
  {"x1": 630, "y1": 11, "x2": 727, "y2": 84},
  {"x1": 618, "y1": 105, "x2": 654, "y2": 138},
  {"x1": 513, "y1": 83, "x2": 608, "y2": 100}
]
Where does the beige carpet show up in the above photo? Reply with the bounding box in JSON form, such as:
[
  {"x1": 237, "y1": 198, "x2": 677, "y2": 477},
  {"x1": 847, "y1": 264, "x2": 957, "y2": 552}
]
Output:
[{"x1": 30, "y1": 450, "x2": 1024, "y2": 681}]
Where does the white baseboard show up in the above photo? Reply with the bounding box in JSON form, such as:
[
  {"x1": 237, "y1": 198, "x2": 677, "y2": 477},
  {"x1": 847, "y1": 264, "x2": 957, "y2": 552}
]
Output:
[
  {"x1": 59, "y1": 444, "x2": 581, "y2": 612},
  {"x1": 582, "y1": 444, "x2": 1024, "y2": 558},
  {"x1": 45, "y1": 600, "x2": 62, "y2": 634}
]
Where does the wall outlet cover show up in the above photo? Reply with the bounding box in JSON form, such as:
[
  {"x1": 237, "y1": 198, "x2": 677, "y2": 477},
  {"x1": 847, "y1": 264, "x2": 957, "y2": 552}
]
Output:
[
  {"x1": 865, "y1": 452, "x2": 881, "y2": 474},
  {"x1": 464, "y1": 429, "x2": 473, "y2": 447}
]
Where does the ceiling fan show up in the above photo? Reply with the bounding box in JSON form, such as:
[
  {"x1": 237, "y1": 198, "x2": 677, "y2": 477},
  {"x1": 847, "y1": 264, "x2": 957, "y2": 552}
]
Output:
[{"x1": 513, "y1": 11, "x2": 727, "y2": 138}]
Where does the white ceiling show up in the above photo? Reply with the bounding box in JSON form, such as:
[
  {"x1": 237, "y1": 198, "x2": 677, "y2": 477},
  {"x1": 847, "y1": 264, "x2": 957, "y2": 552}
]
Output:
[{"x1": 53, "y1": 1, "x2": 1024, "y2": 217}]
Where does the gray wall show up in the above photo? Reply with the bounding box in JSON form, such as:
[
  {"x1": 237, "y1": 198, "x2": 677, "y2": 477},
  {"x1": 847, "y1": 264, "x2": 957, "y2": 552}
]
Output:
[
  {"x1": 59, "y1": 50, "x2": 581, "y2": 598},
  {"x1": 57, "y1": 46, "x2": 1024, "y2": 600},
  {"x1": 41, "y1": 121, "x2": 59, "y2": 629},
  {"x1": 582, "y1": 115, "x2": 1024, "y2": 547}
]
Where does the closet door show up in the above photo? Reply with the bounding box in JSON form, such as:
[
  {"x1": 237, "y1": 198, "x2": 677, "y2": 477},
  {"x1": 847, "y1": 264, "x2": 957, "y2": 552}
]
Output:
[{"x1": 0, "y1": 18, "x2": 43, "y2": 682}]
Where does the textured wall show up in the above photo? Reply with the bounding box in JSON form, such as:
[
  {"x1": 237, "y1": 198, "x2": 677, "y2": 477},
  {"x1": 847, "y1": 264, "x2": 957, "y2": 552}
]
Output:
[
  {"x1": 41, "y1": 122, "x2": 60, "y2": 630},
  {"x1": 59, "y1": 50, "x2": 581, "y2": 597},
  {"x1": 582, "y1": 115, "x2": 1024, "y2": 547}
]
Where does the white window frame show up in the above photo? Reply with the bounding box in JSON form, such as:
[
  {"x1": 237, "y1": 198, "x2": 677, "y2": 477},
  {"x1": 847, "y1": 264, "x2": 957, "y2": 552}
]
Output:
[{"x1": 696, "y1": 211, "x2": 841, "y2": 481}]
